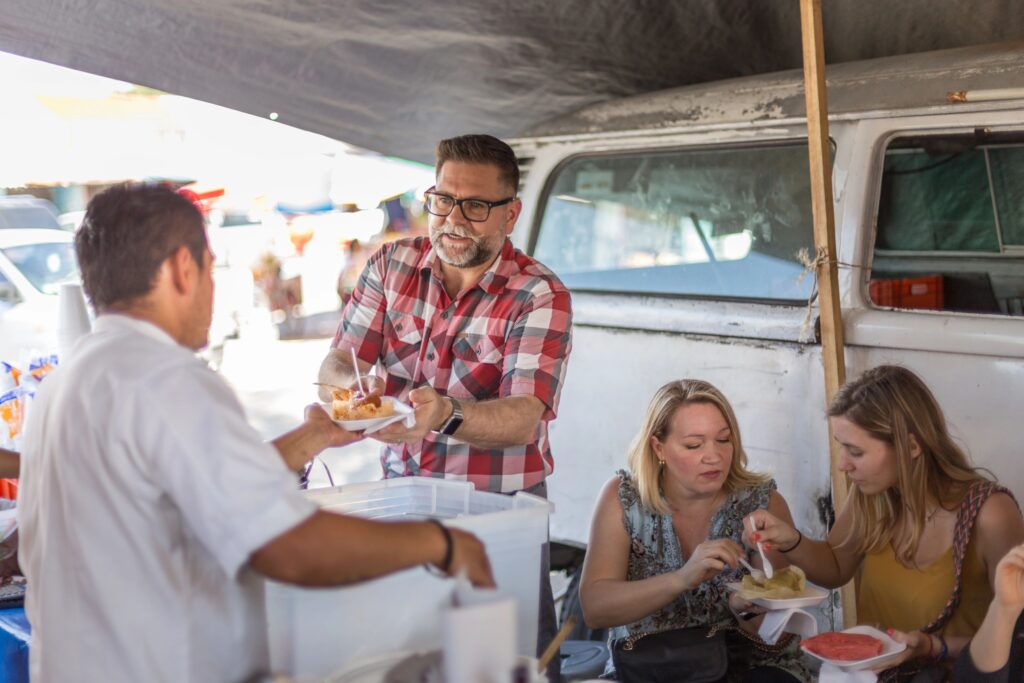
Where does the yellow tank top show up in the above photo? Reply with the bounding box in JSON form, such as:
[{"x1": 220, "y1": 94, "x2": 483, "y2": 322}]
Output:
[{"x1": 857, "y1": 539, "x2": 991, "y2": 637}]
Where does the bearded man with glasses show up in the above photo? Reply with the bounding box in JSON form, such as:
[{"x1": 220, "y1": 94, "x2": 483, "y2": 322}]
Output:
[{"x1": 318, "y1": 134, "x2": 572, "y2": 677}]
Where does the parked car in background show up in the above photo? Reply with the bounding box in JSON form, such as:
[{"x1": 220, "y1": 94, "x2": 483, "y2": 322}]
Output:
[
  {"x1": 0, "y1": 196, "x2": 61, "y2": 231},
  {"x1": 58, "y1": 210, "x2": 86, "y2": 232},
  {"x1": 0, "y1": 229, "x2": 77, "y2": 363},
  {"x1": 0, "y1": 227, "x2": 253, "y2": 367}
]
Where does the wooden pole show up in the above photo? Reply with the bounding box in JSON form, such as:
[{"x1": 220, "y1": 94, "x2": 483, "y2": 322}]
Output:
[{"x1": 798, "y1": 0, "x2": 855, "y2": 628}]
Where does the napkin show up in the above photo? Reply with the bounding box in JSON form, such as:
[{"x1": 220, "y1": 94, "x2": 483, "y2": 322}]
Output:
[
  {"x1": 360, "y1": 410, "x2": 416, "y2": 434},
  {"x1": 758, "y1": 607, "x2": 818, "y2": 644},
  {"x1": 56, "y1": 282, "x2": 92, "y2": 362},
  {"x1": 442, "y1": 577, "x2": 517, "y2": 683},
  {"x1": 818, "y1": 662, "x2": 878, "y2": 683}
]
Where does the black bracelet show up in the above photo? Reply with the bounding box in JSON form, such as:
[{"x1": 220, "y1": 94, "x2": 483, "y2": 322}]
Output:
[
  {"x1": 779, "y1": 529, "x2": 803, "y2": 553},
  {"x1": 427, "y1": 519, "x2": 453, "y2": 573}
]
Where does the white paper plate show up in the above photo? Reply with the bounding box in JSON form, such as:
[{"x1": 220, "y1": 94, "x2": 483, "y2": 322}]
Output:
[
  {"x1": 725, "y1": 581, "x2": 830, "y2": 609},
  {"x1": 801, "y1": 625, "x2": 907, "y2": 671},
  {"x1": 321, "y1": 400, "x2": 415, "y2": 433}
]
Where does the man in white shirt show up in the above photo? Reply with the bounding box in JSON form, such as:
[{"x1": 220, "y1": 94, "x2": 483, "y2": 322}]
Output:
[{"x1": 18, "y1": 183, "x2": 493, "y2": 683}]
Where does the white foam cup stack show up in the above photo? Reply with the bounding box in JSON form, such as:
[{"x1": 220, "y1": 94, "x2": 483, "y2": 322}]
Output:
[{"x1": 57, "y1": 282, "x2": 92, "y2": 362}]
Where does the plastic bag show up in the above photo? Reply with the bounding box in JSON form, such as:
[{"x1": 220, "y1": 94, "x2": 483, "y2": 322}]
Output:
[
  {"x1": 26, "y1": 354, "x2": 58, "y2": 383},
  {"x1": 0, "y1": 390, "x2": 24, "y2": 443},
  {"x1": 0, "y1": 363, "x2": 20, "y2": 392},
  {"x1": 0, "y1": 365, "x2": 39, "y2": 455}
]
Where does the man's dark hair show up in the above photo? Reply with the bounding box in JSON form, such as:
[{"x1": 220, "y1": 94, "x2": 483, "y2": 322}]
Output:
[
  {"x1": 435, "y1": 134, "x2": 520, "y2": 195},
  {"x1": 75, "y1": 183, "x2": 208, "y2": 311}
]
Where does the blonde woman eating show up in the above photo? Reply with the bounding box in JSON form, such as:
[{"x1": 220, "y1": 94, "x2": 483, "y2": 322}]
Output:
[
  {"x1": 746, "y1": 365, "x2": 1024, "y2": 675},
  {"x1": 580, "y1": 379, "x2": 810, "y2": 683}
]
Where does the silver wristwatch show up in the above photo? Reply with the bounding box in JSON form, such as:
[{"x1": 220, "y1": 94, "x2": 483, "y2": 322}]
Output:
[{"x1": 435, "y1": 398, "x2": 464, "y2": 436}]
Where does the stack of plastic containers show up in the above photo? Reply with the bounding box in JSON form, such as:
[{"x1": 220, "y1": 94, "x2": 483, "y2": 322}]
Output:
[{"x1": 264, "y1": 477, "x2": 553, "y2": 678}]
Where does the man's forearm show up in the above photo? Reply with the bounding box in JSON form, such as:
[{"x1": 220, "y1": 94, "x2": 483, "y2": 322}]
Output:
[
  {"x1": 451, "y1": 395, "x2": 545, "y2": 449},
  {"x1": 251, "y1": 511, "x2": 447, "y2": 586}
]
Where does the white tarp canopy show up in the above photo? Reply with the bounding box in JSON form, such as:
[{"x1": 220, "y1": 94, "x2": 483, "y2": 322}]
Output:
[{"x1": 1, "y1": 1, "x2": 1022, "y2": 162}]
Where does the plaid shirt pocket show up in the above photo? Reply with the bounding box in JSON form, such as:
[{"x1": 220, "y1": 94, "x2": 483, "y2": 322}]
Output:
[
  {"x1": 382, "y1": 311, "x2": 423, "y2": 380},
  {"x1": 451, "y1": 333, "x2": 505, "y2": 398}
]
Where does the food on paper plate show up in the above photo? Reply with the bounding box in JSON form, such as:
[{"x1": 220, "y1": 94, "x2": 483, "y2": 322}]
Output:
[
  {"x1": 802, "y1": 631, "x2": 885, "y2": 661},
  {"x1": 738, "y1": 565, "x2": 807, "y2": 599},
  {"x1": 330, "y1": 388, "x2": 394, "y2": 421}
]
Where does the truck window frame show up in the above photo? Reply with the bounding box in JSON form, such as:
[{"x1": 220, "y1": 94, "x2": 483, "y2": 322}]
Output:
[{"x1": 864, "y1": 128, "x2": 1024, "y2": 318}]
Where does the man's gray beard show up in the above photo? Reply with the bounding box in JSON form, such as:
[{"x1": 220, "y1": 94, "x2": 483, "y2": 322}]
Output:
[{"x1": 431, "y1": 229, "x2": 496, "y2": 269}]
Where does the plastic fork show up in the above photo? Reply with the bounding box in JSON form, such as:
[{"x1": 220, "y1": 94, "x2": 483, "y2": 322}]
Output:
[
  {"x1": 748, "y1": 516, "x2": 774, "y2": 579},
  {"x1": 738, "y1": 556, "x2": 767, "y2": 586}
]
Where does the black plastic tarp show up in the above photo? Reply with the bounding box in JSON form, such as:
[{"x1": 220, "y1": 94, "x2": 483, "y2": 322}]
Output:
[{"x1": 1, "y1": 0, "x2": 1022, "y2": 162}]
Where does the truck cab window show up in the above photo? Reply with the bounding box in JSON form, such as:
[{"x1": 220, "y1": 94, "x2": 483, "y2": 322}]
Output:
[
  {"x1": 531, "y1": 144, "x2": 817, "y2": 302},
  {"x1": 871, "y1": 135, "x2": 1024, "y2": 316}
]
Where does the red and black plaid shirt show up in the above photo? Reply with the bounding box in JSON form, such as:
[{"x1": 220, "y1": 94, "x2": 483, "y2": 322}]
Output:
[{"x1": 332, "y1": 237, "x2": 573, "y2": 493}]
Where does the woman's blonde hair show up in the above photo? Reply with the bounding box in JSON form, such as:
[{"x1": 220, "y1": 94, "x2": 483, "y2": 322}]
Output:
[
  {"x1": 830, "y1": 365, "x2": 988, "y2": 564},
  {"x1": 627, "y1": 379, "x2": 767, "y2": 514}
]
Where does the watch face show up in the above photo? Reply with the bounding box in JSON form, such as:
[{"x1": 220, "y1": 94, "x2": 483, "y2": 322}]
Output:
[
  {"x1": 441, "y1": 401, "x2": 464, "y2": 435},
  {"x1": 442, "y1": 415, "x2": 463, "y2": 436}
]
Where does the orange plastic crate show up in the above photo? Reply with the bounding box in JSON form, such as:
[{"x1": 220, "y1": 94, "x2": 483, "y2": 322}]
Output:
[
  {"x1": 869, "y1": 275, "x2": 944, "y2": 310},
  {"x1": 0, "y1": 479, "x2": 17, "y2": 500},
  {"x1": 869, "y1": 279, "x2": 896, "y2": 307}
]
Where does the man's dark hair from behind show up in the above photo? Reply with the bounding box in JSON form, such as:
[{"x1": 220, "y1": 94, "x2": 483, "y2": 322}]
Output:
[
  {"x1": 75, "y1": 183, "x2": 208, "y2": 311},
  {"x1": 435, "y1": 134, "x2": 520, "y2": 195}
]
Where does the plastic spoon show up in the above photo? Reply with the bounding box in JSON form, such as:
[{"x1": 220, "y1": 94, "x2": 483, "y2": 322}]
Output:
[
  {"x1": 350, "y1": 347, "x2": 367, "y2": 395},
  {"x1": 749, "y1": 516, "x2": 774, "y2": 579},
  {"x1": 738, "y1": 556, "x2": 767, "y2": 586}
]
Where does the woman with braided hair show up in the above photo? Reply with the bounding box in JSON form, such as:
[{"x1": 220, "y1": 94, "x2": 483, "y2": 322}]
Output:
[{"x1": 744, "y1": 365, "x2": 1024, "y2": 675}]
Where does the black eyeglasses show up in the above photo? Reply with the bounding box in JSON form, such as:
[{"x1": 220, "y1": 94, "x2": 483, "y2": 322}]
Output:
[{"x1": 423, "y1": 187, "x2": 515, "y2": 222}]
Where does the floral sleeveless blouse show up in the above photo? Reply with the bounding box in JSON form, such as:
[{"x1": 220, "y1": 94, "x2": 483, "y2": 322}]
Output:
[{"x1": 605, "y1": 470, "x2": 811, "y2": 682}]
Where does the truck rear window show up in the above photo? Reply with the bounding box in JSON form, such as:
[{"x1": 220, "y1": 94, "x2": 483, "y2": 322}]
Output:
[
  {"x1": 871, "y1": 134, "x2": 1024, "y2": 316},
  {"x1": 531, "y1": 144, "x2": 817, "y2": 302}
]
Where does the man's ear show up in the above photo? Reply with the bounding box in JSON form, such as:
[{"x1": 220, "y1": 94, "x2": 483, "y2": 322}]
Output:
[
  {"x1": 166, "y1": 245, "x2": 196, "y2": 295},
  {"x1": 503, "y1": 198, "x2": 523, "y2": 236}
]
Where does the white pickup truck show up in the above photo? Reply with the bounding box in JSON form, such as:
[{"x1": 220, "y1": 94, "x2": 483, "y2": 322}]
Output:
[{"x1": 507, "y1": 43, "x2": 1024, "y2": 565}]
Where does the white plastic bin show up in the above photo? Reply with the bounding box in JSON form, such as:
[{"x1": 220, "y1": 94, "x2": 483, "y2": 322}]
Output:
[{"x1": 264, "y1": 477, "x2": 553, "y2": 678}]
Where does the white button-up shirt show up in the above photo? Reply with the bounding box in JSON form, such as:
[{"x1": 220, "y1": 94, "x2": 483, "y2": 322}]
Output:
[{"x1": 19, "y1": 314, "x2": 317, "y2": 683}]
